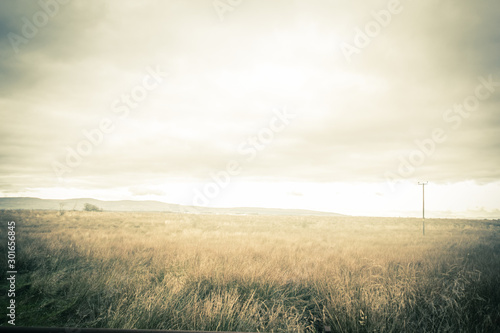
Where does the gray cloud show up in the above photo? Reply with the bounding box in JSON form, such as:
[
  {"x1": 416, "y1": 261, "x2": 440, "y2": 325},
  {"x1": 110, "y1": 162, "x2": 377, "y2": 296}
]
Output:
[{"x1": 1, "y1": 0, "x2": 499, "y2": 197}]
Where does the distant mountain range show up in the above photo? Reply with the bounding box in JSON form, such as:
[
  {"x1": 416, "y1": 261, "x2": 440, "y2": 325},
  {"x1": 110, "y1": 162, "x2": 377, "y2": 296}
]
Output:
[{"x1": 0, "y1": 197, "x2": 345, "y2": 217}]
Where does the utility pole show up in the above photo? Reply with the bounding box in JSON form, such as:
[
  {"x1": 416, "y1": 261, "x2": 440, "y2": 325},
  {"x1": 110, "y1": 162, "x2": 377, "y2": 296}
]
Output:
[{"x1": 418, "y1": 181, "x2": 428, "y2": 236}]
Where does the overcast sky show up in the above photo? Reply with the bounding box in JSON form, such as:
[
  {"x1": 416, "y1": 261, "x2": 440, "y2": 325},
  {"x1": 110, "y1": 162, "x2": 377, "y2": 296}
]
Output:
[{"x1": 1, "y1": 0, "x2": 499, "y2": 217}]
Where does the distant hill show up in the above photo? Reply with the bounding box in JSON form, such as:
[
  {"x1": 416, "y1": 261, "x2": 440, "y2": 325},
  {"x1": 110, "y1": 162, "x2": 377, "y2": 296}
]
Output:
[{"x1": 0, "y1": 197, "x2": 345, "y2": 217}]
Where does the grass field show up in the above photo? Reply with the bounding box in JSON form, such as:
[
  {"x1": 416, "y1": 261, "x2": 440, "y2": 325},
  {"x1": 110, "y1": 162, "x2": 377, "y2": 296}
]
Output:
[{"x1": 1, "y1": 210, "x2": 500, "y2": 332}]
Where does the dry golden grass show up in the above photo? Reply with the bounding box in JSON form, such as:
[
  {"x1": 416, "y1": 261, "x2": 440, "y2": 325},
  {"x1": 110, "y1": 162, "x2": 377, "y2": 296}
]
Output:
[{"x1": 1, "y1": 210, "x2": 499, "y2": 332}]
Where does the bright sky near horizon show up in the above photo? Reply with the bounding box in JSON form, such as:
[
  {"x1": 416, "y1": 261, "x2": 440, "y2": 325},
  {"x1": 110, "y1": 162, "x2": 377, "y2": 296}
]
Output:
[{"x1": 1, "y1": 0, "x2": 499, "y2": 218}]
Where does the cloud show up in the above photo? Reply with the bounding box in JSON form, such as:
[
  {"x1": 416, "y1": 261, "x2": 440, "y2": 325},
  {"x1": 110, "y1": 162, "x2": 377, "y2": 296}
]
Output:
[
  {"x1": 128, "y1": 186, "x2": 166, "y2": 197},
  {"x1": 0, "y1": 0, "x2": 499, "y2": 202}
]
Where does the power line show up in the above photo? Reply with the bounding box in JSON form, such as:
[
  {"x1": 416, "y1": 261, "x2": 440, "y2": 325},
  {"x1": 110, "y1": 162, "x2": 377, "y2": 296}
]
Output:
[{"x1": 418, "y1": 181, "x2": 428, "y2": 236}]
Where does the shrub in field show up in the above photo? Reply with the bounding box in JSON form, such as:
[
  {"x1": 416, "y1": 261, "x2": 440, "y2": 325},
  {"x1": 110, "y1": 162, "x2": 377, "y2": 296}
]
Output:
[{"x1": 83, "y1": 203, "x2": 103, "y2": 212}]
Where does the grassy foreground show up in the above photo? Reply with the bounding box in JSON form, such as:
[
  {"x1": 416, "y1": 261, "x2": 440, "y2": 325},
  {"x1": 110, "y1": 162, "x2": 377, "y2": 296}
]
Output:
[{"x1": 1, "y1": 210, "x2": 499, "y2": 332}]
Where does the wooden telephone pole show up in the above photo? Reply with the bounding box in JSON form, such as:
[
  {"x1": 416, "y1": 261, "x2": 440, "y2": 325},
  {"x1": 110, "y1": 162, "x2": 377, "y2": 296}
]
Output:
[{"x1": 418, "y1": 181, "x2": 428, "y2": 236}]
